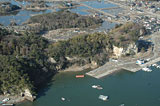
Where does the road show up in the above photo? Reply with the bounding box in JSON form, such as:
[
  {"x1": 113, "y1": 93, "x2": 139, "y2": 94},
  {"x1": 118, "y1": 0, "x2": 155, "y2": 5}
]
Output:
[{"x1": 86, "y1": 31, "x2": 160, "y2": 79}]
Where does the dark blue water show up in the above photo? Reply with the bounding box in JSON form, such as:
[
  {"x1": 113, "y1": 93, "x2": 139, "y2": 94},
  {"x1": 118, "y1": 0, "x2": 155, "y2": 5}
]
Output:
[{"x1": 16, "y1": 64, "x2": 160, "y2": 106}]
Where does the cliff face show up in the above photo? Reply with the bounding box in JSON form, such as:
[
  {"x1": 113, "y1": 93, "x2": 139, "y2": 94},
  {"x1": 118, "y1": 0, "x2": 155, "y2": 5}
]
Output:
[
  {"x1": 23, "y1": 89, "x2": 36, "y2": 101},
  {"x1": 113, "y1": 43, "x2": 138, "y2": 58},
  {"x1": 113, "y1": 45, "x2": 123, "y2": 58}
]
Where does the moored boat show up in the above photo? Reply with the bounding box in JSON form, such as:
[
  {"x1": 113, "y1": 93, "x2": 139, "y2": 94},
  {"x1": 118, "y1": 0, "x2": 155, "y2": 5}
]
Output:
[
  {"x1": 2, "y1": 104, "x2": 14, "y2": 106},
  {"x1": 61, "y1": 97, "x2": 65, "y2": 101},
  {"x1": 92, "y1": 85, "x2": 103, "y2": 90},
  {"x1": 119, "y1": 104, "x2": 125, "y2": 106},
  {"x1": 92, "y1": 85, "x2": 98, "y2": 88},
  {"x1": 76, "y1": 75, "x2": 84, "y2": 78},
  {"x1": 98, "y1": 95, "x2": 109, "y2": 101},
  {"x1": 142, "y1": 67, "x2": 152, "y2": 72},
  {"x1": 2, "y1": 98, "x2": 10, "y2": 103}
]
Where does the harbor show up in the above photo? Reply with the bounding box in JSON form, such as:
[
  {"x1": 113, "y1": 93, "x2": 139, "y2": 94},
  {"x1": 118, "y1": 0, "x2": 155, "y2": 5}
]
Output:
[
  {"x1": 16, "y1": 68, "x2": 160, "y2": 106},
  {"x1": 86, "y1": 31, "x2": 160, "y2": 79},
  {"x1": 0, "y1": 0, "x2": 160, "y2": 106}
]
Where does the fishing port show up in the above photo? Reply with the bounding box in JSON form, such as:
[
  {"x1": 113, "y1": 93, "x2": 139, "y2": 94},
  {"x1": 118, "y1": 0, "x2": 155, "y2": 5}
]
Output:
[{"x1": 0, "y1": 0, "x2": 160, "y2": 106}]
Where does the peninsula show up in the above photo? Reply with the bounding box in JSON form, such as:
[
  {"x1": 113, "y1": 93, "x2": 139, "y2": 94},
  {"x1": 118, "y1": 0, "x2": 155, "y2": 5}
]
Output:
[{"x1": 0, "y1": 0, "x2": 160, "y2": 105}]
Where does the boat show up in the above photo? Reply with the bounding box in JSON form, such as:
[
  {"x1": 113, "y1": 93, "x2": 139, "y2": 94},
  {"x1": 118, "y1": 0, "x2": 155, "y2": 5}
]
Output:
[
  {"x1": 96, "y1": 86, "x2": 103, "y2": 90},
  {"x1": 119, "y1": 104, "x2": 125, "y2": 106},
  {"x1": 152, "y1": 63, "x2": 158, "y2": 67},
  {"x1": 76, "y1": 75, "x2": 84, "y2": 78},
  {"x1": 61, "y1": 97, "x2": 65, "y2": 101},
  {"x1": 2, "y1": 104, "x2": 14, "y2": 106},
  {"x1": 92, "y1": 85, "x2": 98, "y2": 88},
  {"x1": 92, "y1": 85, "x2": 103, "y2": 90},
  {"x1": 2, "y1": 98, "x2": 10, "y2": 103},
  {"x1": 142, "y1": 67, "x2": 152, "y2": 72},
  {"x1": 156, "y1": 65, "x2": 160, "y2": 68},
  {"x1": 98, "y1": 95, "x2": 109, "y2": 101}
]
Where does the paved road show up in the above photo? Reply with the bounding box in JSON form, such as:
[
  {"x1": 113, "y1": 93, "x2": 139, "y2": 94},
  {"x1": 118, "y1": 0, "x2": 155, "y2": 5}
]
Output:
[{"x1": 86, "y1": 31, "x2": 160, "y2": 78}]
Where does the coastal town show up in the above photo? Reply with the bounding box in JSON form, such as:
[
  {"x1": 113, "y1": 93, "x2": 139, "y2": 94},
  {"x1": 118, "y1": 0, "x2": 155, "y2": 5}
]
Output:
[{"x1": 0, "y1": 0, "x2": 160, "y2": 106}]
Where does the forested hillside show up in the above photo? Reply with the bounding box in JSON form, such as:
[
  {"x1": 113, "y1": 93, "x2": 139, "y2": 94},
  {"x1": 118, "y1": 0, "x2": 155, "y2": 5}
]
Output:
[
  {"x1": 0, "y1": 22, "x2": 146, "y2": 97},
  {"x1": 0, "y1": 31, "x2": 56, "y2": 96},
  {"x1": 25, "y1": 10, "x2": 103, "y2": 32}
]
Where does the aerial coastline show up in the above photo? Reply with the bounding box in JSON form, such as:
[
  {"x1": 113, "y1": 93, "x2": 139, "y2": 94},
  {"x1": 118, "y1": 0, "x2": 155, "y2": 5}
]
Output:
[{"x1": 0, "y1": 0, "x2": 160, "y2": 105}]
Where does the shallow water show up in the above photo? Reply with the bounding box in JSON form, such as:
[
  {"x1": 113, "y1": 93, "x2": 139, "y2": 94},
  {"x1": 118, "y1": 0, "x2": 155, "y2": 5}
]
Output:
[
  {"x1": 0, "y1": 9, "x2": 52, "y2": 26},
  {"x1": 0, "y1": 0, "x2": 53, "y2": 26},
  {"x1": 102, "y1": 8, "x2": 124, "y2": 15},
  {"x1": 97, "y1": 21, "x2": 116, "y2": 32},
  {"x1": 16, "y1": 64, "x2": 160, "y2": 106},
  {"x1": 70, "y1": 6, "x2": 90, "y2": 15},
  {"x1": 82, "y1": 0, "x2": 117, "y2": 9}
]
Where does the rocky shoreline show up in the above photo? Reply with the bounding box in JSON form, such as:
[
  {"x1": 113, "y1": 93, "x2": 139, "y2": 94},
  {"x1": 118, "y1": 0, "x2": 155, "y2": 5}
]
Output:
[
  {"x1": 59, "y1": 63, "x2": 97, "y2": 72},
  {"x1": 0, "y1": 95, "x2": 25, "y2": 105}
]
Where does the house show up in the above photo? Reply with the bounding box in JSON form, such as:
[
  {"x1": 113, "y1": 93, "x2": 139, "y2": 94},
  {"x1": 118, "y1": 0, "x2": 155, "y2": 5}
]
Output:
[{"x1": 136, "y1": 59, "x2": 144, "y2": 65}]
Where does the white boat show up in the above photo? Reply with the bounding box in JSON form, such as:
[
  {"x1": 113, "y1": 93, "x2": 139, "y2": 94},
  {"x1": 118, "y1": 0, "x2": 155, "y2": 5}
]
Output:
[
  {"x1": 156, "y1": 65, "x2": 160, "y2": 68},
  {"x1": 97, "y1": 86, "x2": 103, "y2": 90},
  {"x1": 142, "y1": 67, "x2": 152, "y2": 72},
  {"x1": 92, "y1": 85, "x2": 103, "y2": 90},
  {"x1": 2, "y1": 104, "x2": 13, "y2": 106},
  {"x1": 92, "y1": 85, "x2": 98, "y2": 88},
  {"x1": 2, "y1": 98, "x2": 10, "y2": 103},
  {"x1": 152, "y1": 63, "x2": 158, "y2": 67},
  {"x1": 61, "y1": 97, "x2": 65, "y2": 101},
  {"x1": 119, "y1": 104, "x2": 125, "y2": 106},
  {"x1": 98, "y1": 95, "x2": 109, "y2": 101}
]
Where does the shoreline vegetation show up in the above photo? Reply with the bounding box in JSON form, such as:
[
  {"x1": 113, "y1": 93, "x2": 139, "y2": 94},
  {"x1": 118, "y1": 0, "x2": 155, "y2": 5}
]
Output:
[
  {"x1": 0, "y1": 21, "x2": 148, "y2": 104},
  {"x1": 0, "y1": 1, "x2": 150, "y2": 104},
  {"x1": 23, "y1": 10, "x2": 103, "y2": 33},
  {"x1": 0, "y1": 9, "x2": 103, "y2": 104}
]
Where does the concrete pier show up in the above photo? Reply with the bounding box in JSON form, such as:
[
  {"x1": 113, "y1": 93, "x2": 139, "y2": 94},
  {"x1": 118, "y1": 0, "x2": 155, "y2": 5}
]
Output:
[
  {"x1": 86, "y1": 58, "x2": 160, "y2": 79},
  {"x1": 86, "y1": 32, "x2": 160, "y2": 79}
]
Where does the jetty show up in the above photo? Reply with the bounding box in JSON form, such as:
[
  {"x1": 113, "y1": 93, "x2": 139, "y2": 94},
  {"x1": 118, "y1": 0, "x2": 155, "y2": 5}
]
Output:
[
  {"x1": 86, "y1": 57, "x2": 160, "y2": 79},
  {"x1": 86, "y1": 32, "x2": 160, "y2": 79}
]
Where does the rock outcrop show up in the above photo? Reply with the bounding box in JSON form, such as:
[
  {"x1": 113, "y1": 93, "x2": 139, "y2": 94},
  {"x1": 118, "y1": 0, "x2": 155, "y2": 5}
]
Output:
[
  {"x1": 113, "y1": 43, "x2": 138, "y2": 58},
  {"x1": 23, "y1": 89, "x2": 36, "y2": 101}
]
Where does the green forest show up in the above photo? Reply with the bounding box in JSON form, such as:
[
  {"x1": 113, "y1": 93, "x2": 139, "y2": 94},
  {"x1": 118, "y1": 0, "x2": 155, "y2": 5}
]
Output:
[
  {"x1": 0, "y1": 22, "x2": 146, "y2": 97},
  {"x1": 48, "y1": 22, "x2": 146, "y2": 66},
  {"x1": 25, "y1": 10, "x2": 103, "y2": 33},
  {"x1": 0, "y1": 29, "x2": 56, "y2": 96}
]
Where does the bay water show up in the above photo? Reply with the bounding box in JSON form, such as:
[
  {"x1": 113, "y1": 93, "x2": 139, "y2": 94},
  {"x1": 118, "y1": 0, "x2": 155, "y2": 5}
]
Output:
[{"x1": 17, "y1": 65, "x2": 160, "y2": 106}]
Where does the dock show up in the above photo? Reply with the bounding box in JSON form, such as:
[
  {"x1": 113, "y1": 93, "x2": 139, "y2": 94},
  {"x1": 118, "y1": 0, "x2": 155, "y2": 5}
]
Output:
[
  {"x1": 86, "y1": 32, "x2": 160, "y2": 79},
  {"x1": 86, "y1": 57, "x2": 160, "y2": 79}
]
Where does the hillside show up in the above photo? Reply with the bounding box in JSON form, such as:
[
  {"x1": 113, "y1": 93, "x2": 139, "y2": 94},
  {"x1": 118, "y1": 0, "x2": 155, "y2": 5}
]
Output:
[{"x1": 25, "y1": 10, "x2": 103, "y2": 33}]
